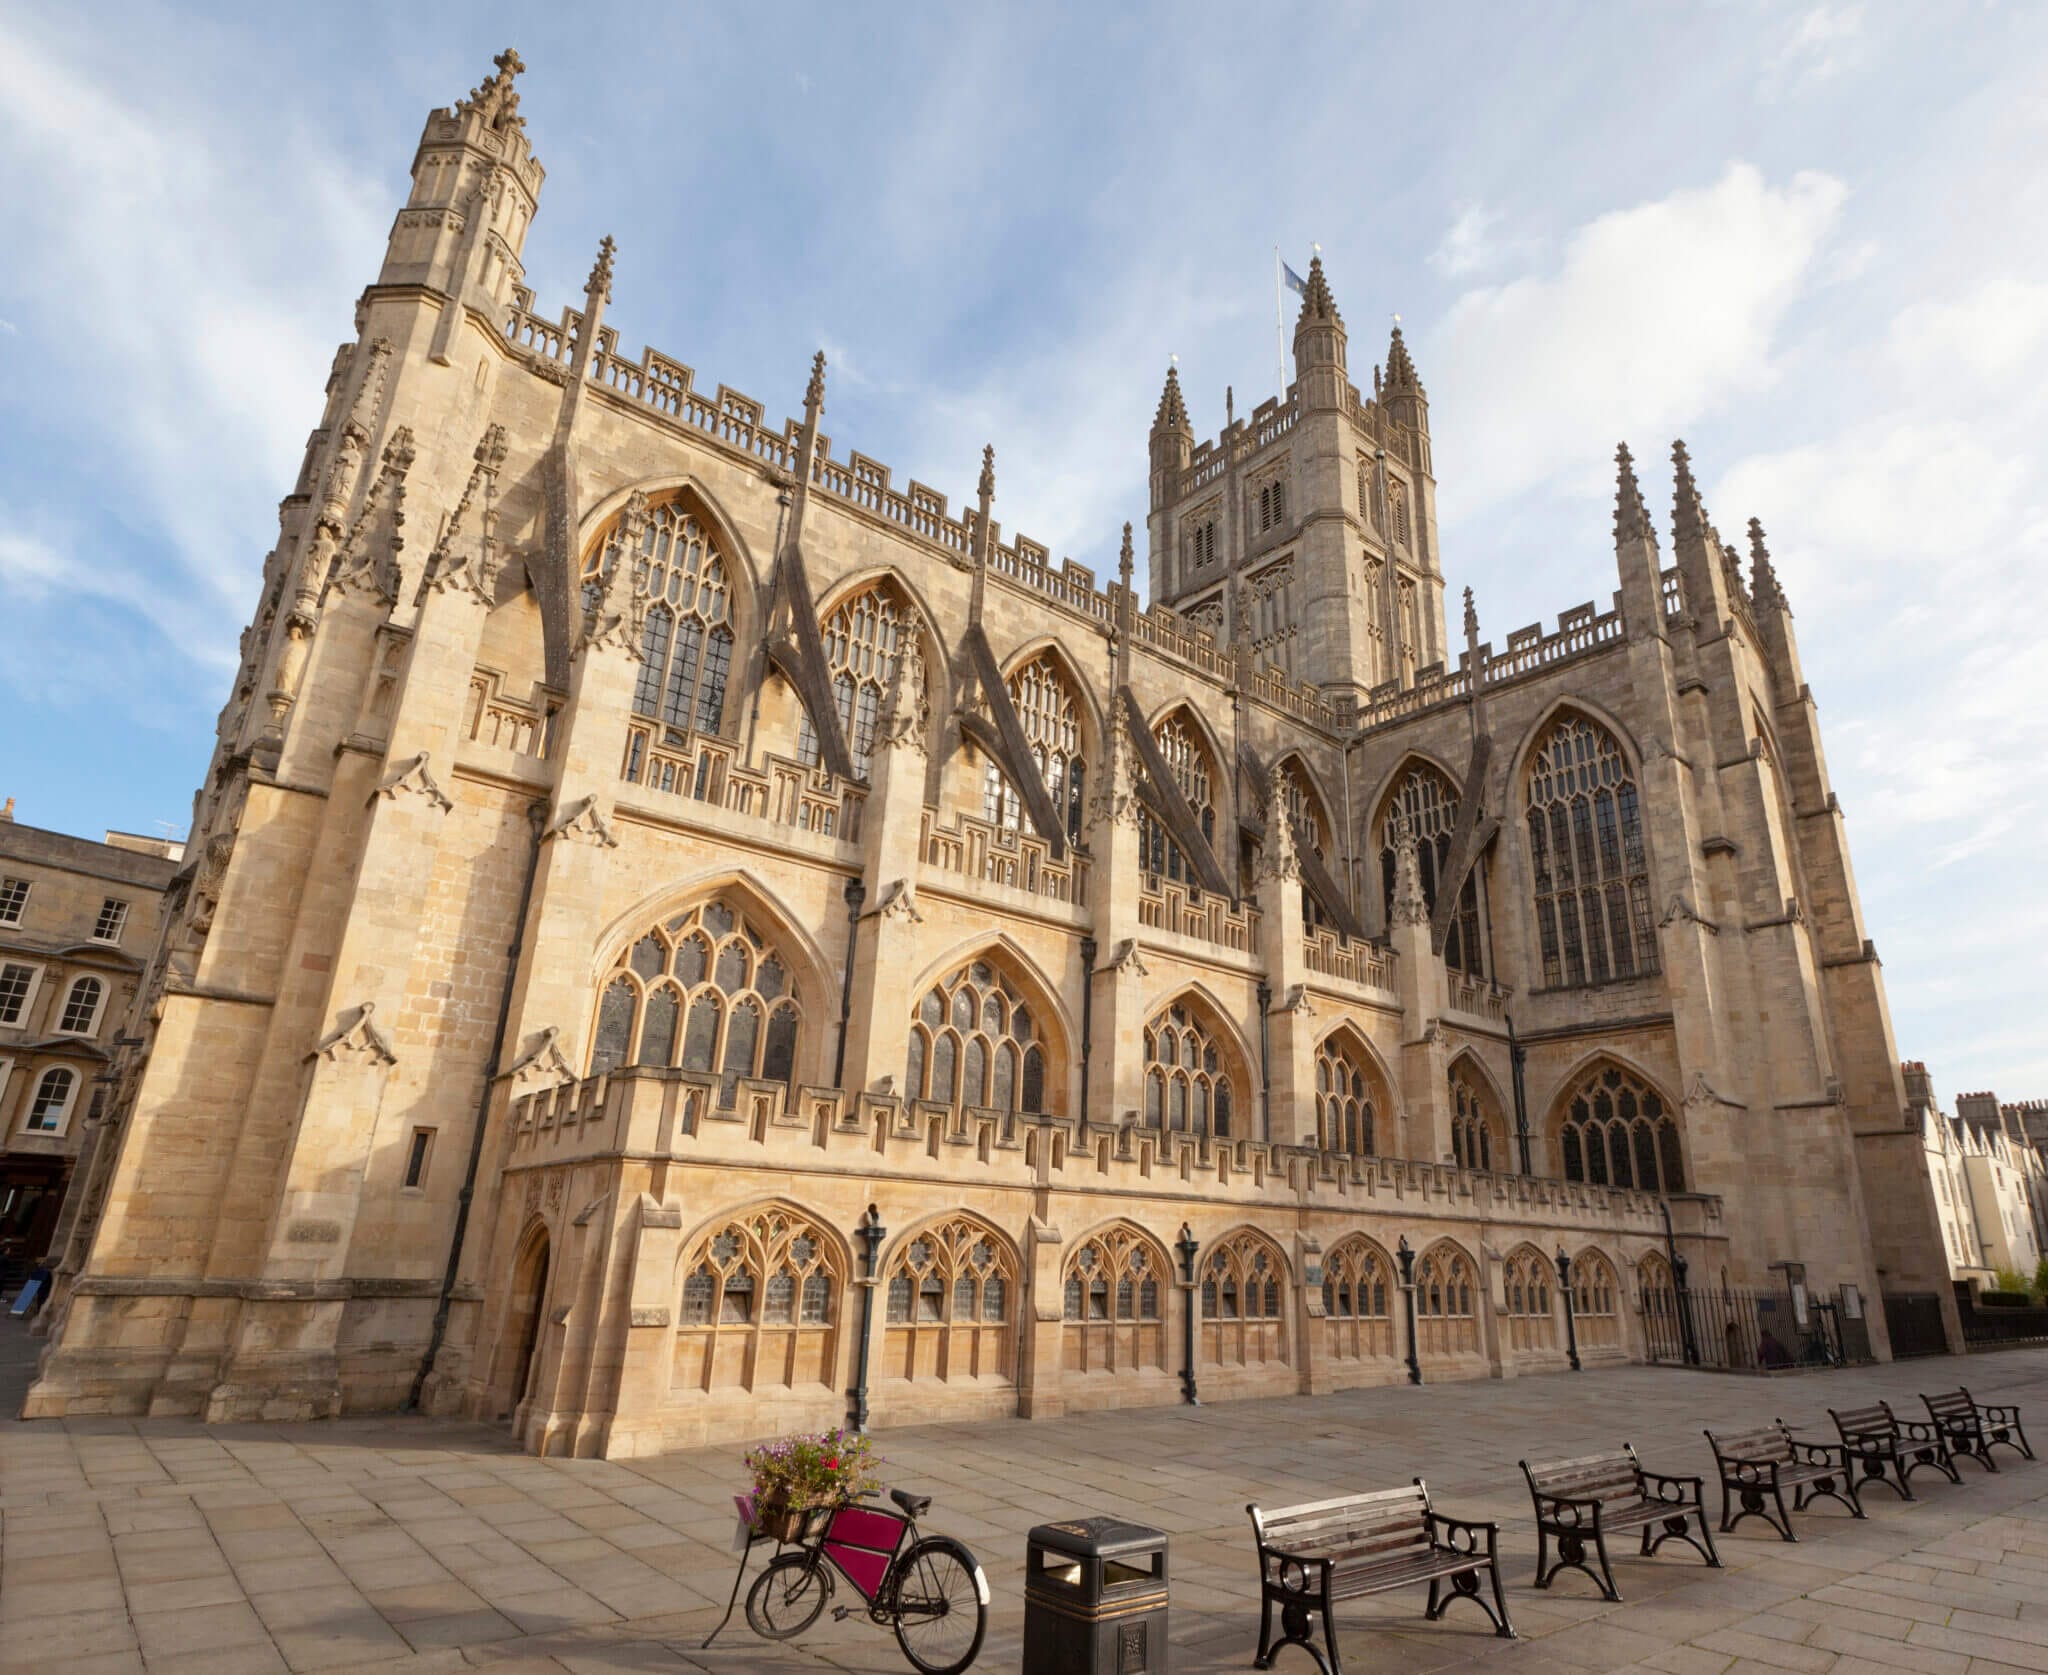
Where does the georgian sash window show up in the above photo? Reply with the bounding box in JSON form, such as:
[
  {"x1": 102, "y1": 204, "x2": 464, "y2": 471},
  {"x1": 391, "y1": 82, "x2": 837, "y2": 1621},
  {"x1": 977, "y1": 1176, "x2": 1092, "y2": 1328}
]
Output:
[
  {"x1": 675, "y1": 1205, "x2": 839, "y2": 1393},
  {"x1": 982, "y1": 653, "x2": 1086, "y2": 845},
  {"x1": 587, "y1": 900, "x2": 802, "y2": 1109},
  {"x1": 1526, "y1": 715, "x2": 1657, "y2": 987},
  {"x1": 57, "y1": 976, "x2": 104, "y2": 1037},
  {"x1": 1559, "y1": 1064, "x2": 1684, "y2": 1192},
  {"x1": 1142, "y1": 1002, "x2": 1235, "y2": 1136},
  {"x1": 1314, "y1": 1034, "x2": 1377, "y2": 1156},
  {"x1": 25, "y1": 1067, "x2": 76, "y2": 1133},
  {"x1": 1377, "y1": 763, "x2": 1485, "y2": 974},
  {"x1": 905, "y1": 959, "x2": 1048, "y2": 1117},
  {"x1": 1140, "y1": 714, "x2": 1217, "y2": 886},
  {"x1": 799, "y1": 583, "x2": 923, "y2": 779},
  {"x1": 582, "y1": 501, "x2": 736, "y2": 737}
]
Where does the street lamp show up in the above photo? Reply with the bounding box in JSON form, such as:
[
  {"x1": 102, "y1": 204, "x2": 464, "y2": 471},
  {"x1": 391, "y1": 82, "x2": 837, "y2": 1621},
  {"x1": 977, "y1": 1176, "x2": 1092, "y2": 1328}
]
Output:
[
  {"x1": 1556, "y1": 1246, "x2": 1581, "y2": 1372},
  {"x1": 848, "y1": 1204, "x2": 886, "y2": 1434},
  {"x1": 1397, "y1": 1235, "x2": 1422, "y2": 1386},
  {"x1": 1658, "y1": 1196, "x2": 1700, "y2": 1367},
  {"x1": 1176, "y1": 1224, "x2": 1201, "y2": 1406}
]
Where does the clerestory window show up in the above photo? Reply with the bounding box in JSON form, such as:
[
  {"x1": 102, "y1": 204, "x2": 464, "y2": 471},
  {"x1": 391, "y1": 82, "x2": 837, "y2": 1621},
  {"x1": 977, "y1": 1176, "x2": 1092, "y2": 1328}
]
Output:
[{"x1": 1525, "y1": 715, "x2": 1657, "y2": 987}]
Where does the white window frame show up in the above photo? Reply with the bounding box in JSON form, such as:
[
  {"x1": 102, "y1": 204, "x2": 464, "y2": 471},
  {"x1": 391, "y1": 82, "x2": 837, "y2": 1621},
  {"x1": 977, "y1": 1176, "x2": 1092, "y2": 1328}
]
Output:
[
  {"x1": 0, "y1": 1056, "x2": 13, "y2": 1115},
  {"x1": 0, "y1": 959, "x2": 46, "y2": 1029},
  {"x1": 93, "y1": 897, "x2": 130, "y2": 945},
  {"x1": 24, "y1": 1065, "x2": 78, "y2": 1135},
  {"x1": 56, "y1": 975, "x2": 106, "y2": 1038},
  {"x1": 0, "y1": 876, "x2": 28, "y2": 925}
]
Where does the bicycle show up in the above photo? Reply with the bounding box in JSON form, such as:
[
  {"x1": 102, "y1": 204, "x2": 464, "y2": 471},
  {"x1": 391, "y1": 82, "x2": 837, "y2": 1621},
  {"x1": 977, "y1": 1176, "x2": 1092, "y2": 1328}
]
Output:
[{"x1": 741, "y1": 1484, "x2": 989, "y2": 1674}]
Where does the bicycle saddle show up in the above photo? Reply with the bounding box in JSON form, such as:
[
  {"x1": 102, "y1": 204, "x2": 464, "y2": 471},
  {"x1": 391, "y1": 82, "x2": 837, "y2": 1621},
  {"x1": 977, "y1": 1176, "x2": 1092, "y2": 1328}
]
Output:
[{"x1": 890, "y1": 1488, "x2": 932, "y2": 1518}]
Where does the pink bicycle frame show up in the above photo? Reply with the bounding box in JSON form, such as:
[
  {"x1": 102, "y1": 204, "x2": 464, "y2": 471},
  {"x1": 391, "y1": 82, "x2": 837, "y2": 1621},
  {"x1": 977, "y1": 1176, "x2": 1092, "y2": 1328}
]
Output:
[{"x1": 818, "y1": 1501, "x2": 910, "y2": 1602}]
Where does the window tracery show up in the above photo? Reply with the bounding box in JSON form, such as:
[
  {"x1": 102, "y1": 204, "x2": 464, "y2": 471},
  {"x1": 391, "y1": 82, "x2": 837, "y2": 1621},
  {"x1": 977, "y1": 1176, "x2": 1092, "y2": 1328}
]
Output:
[
  {"x1": 1525, "y1": 715, "x2": 1657, "y2": 987},
  {"x1": 1571, "y1": 1248, "x2": 1622, "y2": 1350},
  {"x1": 799, "y1": 582, "x2": 924, "y2": 779},
  {"x1": 1140, "y1": 713, "x2": 1217, "y2": 888},
  {"x1": 1413, "y1": 1242, "x2": 1480, "y2": 1356},
  {"x1": 675, "y1": 1204, "x2": 839, "y2": 1393},
  {"x1": 1377, "y1": 764, "x2": 1485, "y2": 974},
  {"x1": 1200, "y1": 1229, "x2": 1289, "y2": 1367},
  {"x1": 1501, "y1": 1245, "x2": 1557, "y2": 1352},
  {"x1": 1450, "y1": 1064, "x2": 1503, "y2": 1172},
  {"x1": 882, "y1": 1217, "x2": 1017, "y2": 1383},
  {"x1": 1320, "y1": 1236, "x2": 1395, "y2": 1361},
  {"x1": 1143, "y1": 1001, "x2": 1235, "y2": 1137},
  {"x1": 586, "y1": 899, "x2": 802, "y2": 1110},
  {"x1": 581, "y1": 501, "x2": 736, "y2": 737},
  {"x1": 905, "y1": 958, "x2": 1048, "y2": 1117},
  {"x1": 1558, "y1": 1064, "x2": 1684, "y2": 1193},
  {"x1": 982, "y1": 652, "x2": 1086, "y2": 845},
  {"x1": 1314, "y1": 1034, "x2": 1377, "y2": 1156},
  {"x1": 1061, "y1": 1223, "x2": 1166, "y2": 1374}
]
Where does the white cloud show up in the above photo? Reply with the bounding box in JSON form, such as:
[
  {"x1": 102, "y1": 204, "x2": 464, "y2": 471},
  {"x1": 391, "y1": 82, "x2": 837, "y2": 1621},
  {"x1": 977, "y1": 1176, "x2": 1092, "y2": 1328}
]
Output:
[
  {"x1": 1885, "y1": 277, "x2": 2048, "y2": 390},
  {"x1": 1759, "y1": 5, "x2": 1866, "y2": 100},
  {"x1": 1429, "y1": 164, "x2": 1846, "y2": 516},
  {"x1": 1430, "y1": 204, "x2": 1504, "y2": 279}
]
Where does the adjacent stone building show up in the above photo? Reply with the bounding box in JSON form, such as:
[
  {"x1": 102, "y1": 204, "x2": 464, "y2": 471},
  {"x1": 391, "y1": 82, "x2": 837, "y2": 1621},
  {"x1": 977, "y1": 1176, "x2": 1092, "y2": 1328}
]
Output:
[
  {"x1": 0, "y1": 803, "x2": 178, "y2": 1276},
  {"x1": 25, "y1": 53, "x2": 1961, "y2": 1453},
  {"x1": 1906, "y1": 1063, "x2": 2048, "y2": 1288}
]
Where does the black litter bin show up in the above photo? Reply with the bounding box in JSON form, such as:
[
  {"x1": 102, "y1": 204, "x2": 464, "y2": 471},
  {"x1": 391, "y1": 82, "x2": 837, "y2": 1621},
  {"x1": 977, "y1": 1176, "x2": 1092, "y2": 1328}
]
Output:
[{"x1": 1023, "y1": 1515, "x2": 1169, "y2": 1674}]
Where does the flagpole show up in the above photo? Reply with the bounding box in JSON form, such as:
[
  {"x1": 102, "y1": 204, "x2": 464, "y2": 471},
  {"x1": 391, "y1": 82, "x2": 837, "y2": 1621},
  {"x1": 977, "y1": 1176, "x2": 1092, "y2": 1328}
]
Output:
[{"x1": 1274, "y1": 246, "x2": 1284, "y2": 397}]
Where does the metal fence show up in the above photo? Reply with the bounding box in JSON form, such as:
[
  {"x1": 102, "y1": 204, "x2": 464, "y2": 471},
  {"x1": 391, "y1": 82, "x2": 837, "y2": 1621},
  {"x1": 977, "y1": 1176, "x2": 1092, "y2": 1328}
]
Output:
[
  {"x1": 1638, "y1": 1283, "x2": 1872, "y2": 1372},
  {"x1": 1881, "y1": 1292, "x2": 1950, "y2": 1359},
  {"x1": 1954, "y1": 1285, "x2": 2048, "y2": 1350}
]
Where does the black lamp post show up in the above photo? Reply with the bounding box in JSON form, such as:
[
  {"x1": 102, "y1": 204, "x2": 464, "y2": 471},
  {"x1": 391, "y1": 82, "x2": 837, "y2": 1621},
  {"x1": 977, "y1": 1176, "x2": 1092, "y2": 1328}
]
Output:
[
  {"x1": 1397, "y1": 1235, "x2": 1422, "y2": 1386},
  {"x1": 1176, "y1": 1223, "x2": 1201, "y2": 1406},
  {"x1": 1556, "y1": 1246, "x2": 1581, "y2": 1372},
  {"x1": 848, "y1": 1204, "x2": 885, "y2": 1434},
  {"x1": 1658, "y1": 1195, "x2": 1700, "y2": 1367}
]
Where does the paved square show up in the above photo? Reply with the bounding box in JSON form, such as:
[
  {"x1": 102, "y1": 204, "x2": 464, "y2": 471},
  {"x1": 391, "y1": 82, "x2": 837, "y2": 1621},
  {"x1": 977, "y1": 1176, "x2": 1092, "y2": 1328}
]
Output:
[{"x1": 5, "y1": 1324, "x2": 2046, "y2": 1674}]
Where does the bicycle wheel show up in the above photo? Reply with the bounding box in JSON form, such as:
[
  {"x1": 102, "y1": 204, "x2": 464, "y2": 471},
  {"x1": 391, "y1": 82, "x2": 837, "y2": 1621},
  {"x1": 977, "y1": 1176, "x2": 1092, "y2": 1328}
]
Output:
[
  {"x1": 746, "y1": 1551, "x2": 831, "y2": 1640},
  {"x1": 890, "y1": 1535, "x2": 988, "y2": 1675}
]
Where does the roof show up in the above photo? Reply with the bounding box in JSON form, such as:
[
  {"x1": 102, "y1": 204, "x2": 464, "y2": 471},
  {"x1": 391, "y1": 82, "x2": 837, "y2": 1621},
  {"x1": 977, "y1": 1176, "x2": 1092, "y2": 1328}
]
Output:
[{"x1": 0, "y1": 821, "x2": 182, "y2": 892}]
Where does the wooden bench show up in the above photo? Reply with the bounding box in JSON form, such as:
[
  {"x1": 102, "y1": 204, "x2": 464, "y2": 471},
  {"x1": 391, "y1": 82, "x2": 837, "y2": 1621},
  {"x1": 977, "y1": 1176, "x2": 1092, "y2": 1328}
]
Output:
[
  {"x1": 1923, "y1": 1388, "x2": 2034, "y2": 1472},
  {"x1": 1704, "y1": 1420, "x2": 1864, "y2": 1540},
  {"x1": 1829, "y1": 1401, "x2": 1962, "y2": 1499},
  {"x1": 1520, "y1": 1446, "x2": 1720, "y2": 1601},
  {"x1": 1247, "y1": 1480, "x2": 1514, "y2": 1672}
]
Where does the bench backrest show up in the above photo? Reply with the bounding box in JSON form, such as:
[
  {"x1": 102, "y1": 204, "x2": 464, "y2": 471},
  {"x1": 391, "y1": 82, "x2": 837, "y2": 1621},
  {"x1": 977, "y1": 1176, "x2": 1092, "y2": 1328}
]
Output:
[
  {"x1": 1706, "y1": 1422, "x2": 1794, "y2": 1465},
  {"x1": 1250, "y1": 1481, "x2": 1433, "y2": 1563},
  {"x1": 1924, "y1": 1390, "x2": 1974, "y2": 1422},
  {"x1": 1522, "y1": 1447, "x2": 1643, "y2": 1505},
  {"x1": 1831, "y1": 1403, "x2": 1897, "y2": 1439}
]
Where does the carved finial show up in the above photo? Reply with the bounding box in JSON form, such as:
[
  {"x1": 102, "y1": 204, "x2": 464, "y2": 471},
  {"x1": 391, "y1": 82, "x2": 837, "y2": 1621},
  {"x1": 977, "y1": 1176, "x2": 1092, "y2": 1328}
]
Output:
[
  {"x1": 1671, "y1": 439, "x2": 1708, "y2": 544},
  {"x1": 384, "y1": 424, "x2": 418, "y2": 479},
  {"x1": 1721, "y1": 541, "x2": 1749, "y2": 601},
  {"x1": 460, "y1": 48, "x2": 527, "y2": 135},
  {"x1": 875, "y1": 639, "x2": 927, "y2": 756},
  {"x1": 1119, "y1": 522, "x2": 1135, "y2": 587},
  {"x1": 1390, "y1": 814, "x2": 1429, "y2": 928},
  {"x1": 1154, "y1": 362, "x2": 1189, "y2": 431},
  {"x1": 1295, "y1": 253, "x2": 1341, "y2": 326},
  {"x1": 1089, "y1": 690, "x2": 1141, "y2": 830},
  {"x1": 1747, "y1": 516, "x2": 1785, "y2": 608},
  {"x1": 978, "y1": 443, "x2": 996, "y2": 504},
  {"x1": 618, "y1": 487, "x2": 651, "y2": 549},
  {"x1": 476, "y1": 422, "x2": 509, "y2": 474},
  {"x1": 1384, "y1": 319, "x2": 1420, "y2": 391},
  {"x1": 1257, "y1": 761, "x2": 1301, "y2": 885},
  {"x1": 805, "y1": 349, "x2": 827, "y2": 412},
  {"x1": 586, "y1": 235, "x2": 616, "y2": 305},
  {"x1": 1613, "y1": 442, "x2": 1655, "y2": 549},
  {"x1": 1462, "y1": 585, "x2": 1479, "y2": 648}
]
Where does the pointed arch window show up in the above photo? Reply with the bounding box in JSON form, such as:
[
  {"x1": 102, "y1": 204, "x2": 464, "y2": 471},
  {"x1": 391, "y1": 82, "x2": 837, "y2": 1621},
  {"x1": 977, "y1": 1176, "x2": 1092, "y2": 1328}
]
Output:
[
  {"x1": 1254, "y1": 759, "x2": 1337, "y2": 931},
  {"x1": 1199, "y1": 1229, "x2": 1290, "y2": 1369},
  {"x1": 1376, "y1": 764, "x2": 1486, "y2": 975},
  {"x1": 1313, "y1": 1034, "x2": 1377, "y2": 1156},
  {"x1": 1526, "y1": 715, "x2": 1657, "y2": 987},
  {"x1": 1061, "y1": 1224, "x2": 1166, "y2": 1374},
  {"x1": 1558, "y1": 1064, "x2": 1683, "y2": 1193},
  {"x1": 582, "y1": 501, "x2": 736, "y2": 737},
  {"x1": 1143, "y1": 1002, "x2": 1235, "y2": 1138},
  {"x1": 1321, "y1": 1235, "x2": 1395, "y2": 1362},
  {"x1": 585, "y1": 899, "x2": 802, "y2": 1109},
  {"x1": 905, "y1": 959, "x2": 1048, "y2": 1116},
  {"x1": 983, "y1": 653, "x2": 1086, "y2": 846},
  {"x1": 882, "y1": 1218, "x2": 1018, "y2": 1383},
  {"x1": 675, "y1": 1205, "x2": 838, "y2": 1393},
  {"x1": 1140, "y1": 714, "x2": 1218, "y2": 889},
  {"x1": 799, "y1": 582, "x2": 924, "y2": 779},
  {"x1": 1449, "y1": 1063, "x2": 1504, "y2": 1172}
]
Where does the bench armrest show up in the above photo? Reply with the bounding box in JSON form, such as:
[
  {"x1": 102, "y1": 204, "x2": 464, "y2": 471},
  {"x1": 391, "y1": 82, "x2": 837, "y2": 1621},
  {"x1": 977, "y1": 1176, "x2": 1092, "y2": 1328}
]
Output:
[
  {"x1": 1792, "y1": 1440, "x2": 1847, "y2": 1469},
  {"x1": 1527, "y1": 1491, "x2": 1604, "y2": 1530},
  {"x1": 1426, "y1": 1510, "x2": 1501, "y2": 1556},
  {"x1": 1980, "y1": 1402, "x2": 2022, "y2": 1423},
  {"x1": 1638, "y1": 1469, "x2": 1704, "y2": 1503},
  {"x1": 1895, "y1": 1419, "x2": 1942, "y2": 1444},
  {"x1": 1256, "y1": 1544, "x2": 1333, "y2": 1597},
  {"x1": 1719, "y1": 1455, "x2": 1784, "y2": 1488}
]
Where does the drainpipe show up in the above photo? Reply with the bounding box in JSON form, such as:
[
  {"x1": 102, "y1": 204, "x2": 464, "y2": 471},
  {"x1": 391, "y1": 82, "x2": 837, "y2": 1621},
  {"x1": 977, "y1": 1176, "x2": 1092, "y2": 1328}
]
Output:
[
  {"x1": 408, "y1": 798, "x2": 548, "y2": 1412},
  {"x1": 831, "y1": 878, "x2": 865, "y2": 1087},
  {"x1": 1660, "y1": 1195, "x2": 1700, "y2": 1367},
  {"x1": 1506, "y1": 1010, "x2": 1532, "y2": 1176},
  {"x1": 1176, "y1": 1223, "x2": 1201, "y2": 1405},
  {"x1": 1077, "y1": 937, "x2": 1097, "y2": 1125},
  {"x1": 1398, "y1": 1234, "x2": 1422, "y2": 1385},
  {"x1": 1256, "y1": 981, "x2": 1273, "y2": 1144}
]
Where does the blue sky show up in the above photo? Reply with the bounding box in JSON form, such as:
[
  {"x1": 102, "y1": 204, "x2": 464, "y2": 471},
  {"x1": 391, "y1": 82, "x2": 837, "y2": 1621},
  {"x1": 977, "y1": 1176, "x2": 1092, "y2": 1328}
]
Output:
[{"x1": 2, "y1": 2, "x2": 2043, "y2": 1100}]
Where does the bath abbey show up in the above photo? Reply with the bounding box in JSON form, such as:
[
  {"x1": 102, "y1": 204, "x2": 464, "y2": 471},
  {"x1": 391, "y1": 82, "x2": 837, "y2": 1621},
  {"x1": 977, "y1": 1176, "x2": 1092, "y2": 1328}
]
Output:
[{"x1": 24, "y1": 53, "x2": 1963, "y2": 1455}]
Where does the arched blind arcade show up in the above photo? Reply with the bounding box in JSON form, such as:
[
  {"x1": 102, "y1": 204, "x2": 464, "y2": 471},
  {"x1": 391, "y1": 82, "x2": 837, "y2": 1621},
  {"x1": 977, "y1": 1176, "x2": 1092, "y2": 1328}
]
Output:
[
  {"x1": 1377, "y1": 764, "x2": 1485, "y2": 974},
  {"x1": 1526, "y1": 716, "x2": 1657, "y2": 987},
  {"x1": 582, "y1": 502, "x2": 736, "y2": 737}
]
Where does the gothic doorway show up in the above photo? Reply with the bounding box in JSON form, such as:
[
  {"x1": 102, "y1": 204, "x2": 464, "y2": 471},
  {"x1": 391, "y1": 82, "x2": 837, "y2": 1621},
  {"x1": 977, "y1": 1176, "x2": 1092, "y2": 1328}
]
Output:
[{"x1": 499, "y1": 1228, "x2": 550, "y2": 1424}]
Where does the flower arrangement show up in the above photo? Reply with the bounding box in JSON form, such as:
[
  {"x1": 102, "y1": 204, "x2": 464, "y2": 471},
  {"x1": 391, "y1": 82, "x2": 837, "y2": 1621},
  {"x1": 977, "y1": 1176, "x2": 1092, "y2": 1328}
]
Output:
[{"x1": 742, "y1": 1428, "x2": 880, "y2": 1537}]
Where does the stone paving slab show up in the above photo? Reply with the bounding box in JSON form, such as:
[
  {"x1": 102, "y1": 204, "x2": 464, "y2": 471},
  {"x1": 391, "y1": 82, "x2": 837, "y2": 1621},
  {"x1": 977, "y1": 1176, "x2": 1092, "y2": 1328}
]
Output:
[{"x1": 4, "y1": 1326, "x2": 2047, "y2": 1673}]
